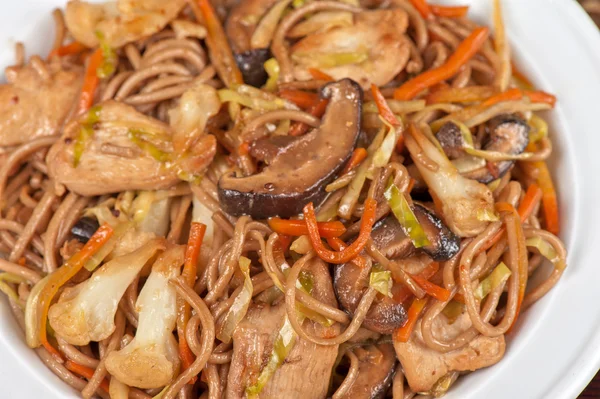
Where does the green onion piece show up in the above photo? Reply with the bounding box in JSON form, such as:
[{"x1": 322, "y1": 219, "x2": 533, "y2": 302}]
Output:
[
  {"x1": 246, "y1": 316, "x2": 297, "y2": 398},
  {"x1": 264, "y1": 58, "x2": 280, "y2": 92},
  {"x1": 83, "y1": 222, "x2": 134, "y2": 271},
  {"x1": 441, "y1": 300, "x2": 464, "y2": 325},
  {"x1": 128, "y1": 129, "x2": 172, "y2": 162},
  {"x1": 94, "y1": 31, "x2": 116, "y2": 78},
  {"x1": 72, "y1": 105, "x2": 102, "y2": 167},
  {"x1": 217, "y1": 256, "x2": 253, "y2": 343},
  {"x1": 384, "y1": 184, "x2": 431, "y2": 248},
  {"x1": 526, "y1": 236, "x2": 565, "y2": 271},
  {"x1": 477, "y1": 208, "x2": 500, "y2": 222},
  {"x1": 369, "y1": 265, "x2": 393, "y2": 297},
  {"x1": 474, "y1": 262, "x2": 511, "y2": 300}
]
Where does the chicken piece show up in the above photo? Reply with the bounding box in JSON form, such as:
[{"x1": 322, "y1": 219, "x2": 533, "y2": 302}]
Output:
[
  {"x1": 0, "y1": 60, "x2": 81, "y2": 147},
  {"x1": 291, "y1": 9, "x2": 410, "y2": 88},
  {"x1": 47, "y1": 100, "x2": 216, "y2": 196},
  {"x1": 393, "y1": 313, "x2": 505, "y2": 393},
  {"x1": 65, "y1": 0, "x2": 186, "y2": 48},
  {"x1": 227, "y1": 258, "x2": 340, "y2": 399}
]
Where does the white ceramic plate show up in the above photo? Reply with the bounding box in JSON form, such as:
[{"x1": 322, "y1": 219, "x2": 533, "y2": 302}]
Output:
[{"x1": 1, "y1": 0, "x2": 599, "y2": 398}]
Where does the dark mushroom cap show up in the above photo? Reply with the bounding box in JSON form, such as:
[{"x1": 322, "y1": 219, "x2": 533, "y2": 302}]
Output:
[
  {"x1": 334, "y1": 207, "x2": 458, "y2": 334},
  {"x1": 343, "y1": 344, "x2": 397, "y2": 399},
  {"x1": 71, "y1": 217, "x2": 100, "y2": 243},
  {"x1": 371, "y1": 206, "x2": 460, "y2": 262},
  {"x1": 234, "y1": 48, "x2": 272, "y2": 88},
  {"x1": 436, "y1": 115, "x2": 530, "y2": 183},
  {"x1": 334, "y1": 261, "x2": 407, "y2": 334},
  {"x1": 436, "y1": 122, "x2": 467, "y2": 159},
  {"x1": 218, "y1": 79, "x2": 362, "y2": 219},
  {"x1": 413, "y1": 203, "x2": 460, "y2": 262}
]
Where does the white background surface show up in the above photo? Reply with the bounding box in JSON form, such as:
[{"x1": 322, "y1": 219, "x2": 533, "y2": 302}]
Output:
[{"x1": 0, "y1": 0, "x2": 600, "y2": 398}]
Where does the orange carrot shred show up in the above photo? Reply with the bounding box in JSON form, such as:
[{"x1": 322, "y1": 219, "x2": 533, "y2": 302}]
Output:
[
  {"x1": 308, "y1": 68, "x2": 334, "y2": 81},
  {"x1": 289, "y1": 98, "x2": 328, "y2": 136},
  {"x1": 411, "y1": 274, "x2": 451, "y2": 302},
  {"x1": 408, "y1": 0, "x2": 431, "y2": 18},
  {"x1": 326, "y1": 237, "x2": 368, "y2": 268},
  {"x1": 77, "y1": 48, "x2": 104, "y2": 114},
  {"x1": 65, "y1": 360, "x2": 110, "y2": 391},
  {"x1": 371, "y1": 84, "x2": 401, "y2": 127},
  {"x1": 268, "y1": 218, "x2": 346, "y2": 238},
  {"x1": 177, "y1": 223, "x2": 206, "y2": 384},
  {"x1": 430, "y1": 5, "x2": 469, "y2": 18},
  {"x1": 38, "y1": 224, "x2": 113, "y2": 358},
  {"x1": 342, "y1": 148, "x2": 368, "y2": 174},
  {"x1": 49, "y1": 42, "x2": 87, "y2": 58},
  {"x1": 394, "y1": 27, "x2": 490, "y2": 100},
  {"x1": 511, "y1": 60, "x2": 535, "y2": 90},
  {"x1": 194, "y1": 0, "x2": 243, "y2": 86},
  {"x1": 394, "y1": 297, "x2": 428, "y2": 342},
  {"x1": 303, "y1": 199, "x2": 377, "y2": 264},
  {"x1": 279, "y1": 89, "x2": 319, "y2": 109}
]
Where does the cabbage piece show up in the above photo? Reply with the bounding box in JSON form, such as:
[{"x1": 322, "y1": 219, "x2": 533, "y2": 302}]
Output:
[
  {"x1": 369, "y1": 265, "x2": 393, "y2": 297},
  {"x1": 528, "y1": 114, "x2": 548, "y2": 143},
  {"x1": 526, "y1": 236, "x2": 565, "y2": 271},
  {"x1": 168, "y1": 83, "x2": 221, "y2": 154},
  {"x1": 84, "y1": 222, "x2": 134, "y2": 271},
  {"x1": 0, "y1": 273, "x2": 26, "y2": 305},
  {"x1": 25, "y1": 275, "x2": 51, "y2": 348},
  {"x1": 338, "y1": 125, "x2": 386, "y2": 218},
  {"x1": 384, "y1": 184, "x2": 431, "y2": 248},
  {"x1": 192, "y1": 197, "x2": 214, "y2": 248},
  {"x1": 292, "y1": 49, "x2": 369, "y2": 69},
  {"x1": 48, "y1": 239, "x2": 165, "y2": 345},
  {"x1": 372, "y1": 117, "x2": 403, "y2": 170},
  {"x1": 216, "y1": 257, "x2": 253, "y2": 343},
  {"x1": 474, "y1": 262, "x2": 511, "y2": 300},
  {"x1": 133, "y1": 193, "x2": 172, "y2": 237},
  {"x1": 405, "y1": 124, "x2": 494, "y2": 237},
  {"x1": 218, "y1": 88, "x2": 288, "y2": 111},
  {"x1": 441, "y1": 300, "x2": 464, "y2": 324},
  {"x1": 105, "y1": 245, "x2": 184, "y2": 389},
  {"x1": 263, "y1": 58, "x2": 280, "y2": 92},
  {"x1": 245, "y1": 316, "x2": 297, "y2": 398}
]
